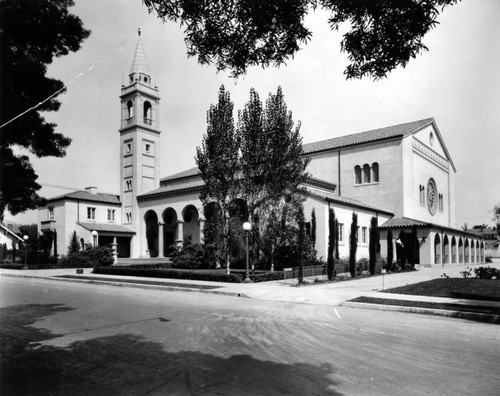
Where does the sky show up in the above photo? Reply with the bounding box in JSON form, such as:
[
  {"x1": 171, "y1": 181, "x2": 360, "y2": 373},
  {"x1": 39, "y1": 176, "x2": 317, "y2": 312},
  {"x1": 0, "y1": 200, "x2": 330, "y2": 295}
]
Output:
[{"x1": 5, "y1": 0, "x2": 500, "y2": 228}]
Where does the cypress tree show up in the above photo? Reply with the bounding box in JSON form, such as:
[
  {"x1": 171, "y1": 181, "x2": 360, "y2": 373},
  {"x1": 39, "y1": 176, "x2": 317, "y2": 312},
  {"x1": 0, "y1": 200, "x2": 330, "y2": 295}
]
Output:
[
  {"x1": 327, "y1": 208, "x2": 336, "y2": 280},
  {"x1": 297, "y1": 206, "x2": 305, "y2": 284},
  {"x1": 311, "y1": 208, "x2": 317, "y2": 248},
  {"x1": 387, "y1": 229, "x2": 394, "y2": 272},
  {"x1": 67, "y1": 230, "x2": 80, "y2": 254},
  {"x1": 349, "y1": 212, "x2": 358, "y2": 278},
  {"x1": 335, "y1": 219, "x2": 339, "y2": 260},
  {"x1": 369, "y1": 216, "x2": 380, "y2": 275}
]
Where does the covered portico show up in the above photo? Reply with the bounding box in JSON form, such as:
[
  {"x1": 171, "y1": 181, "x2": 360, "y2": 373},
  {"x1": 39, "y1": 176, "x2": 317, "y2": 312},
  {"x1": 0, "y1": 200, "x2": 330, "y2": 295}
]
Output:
[{"x1": 380, "y1": 217, "x2": 486, "y2": 267}]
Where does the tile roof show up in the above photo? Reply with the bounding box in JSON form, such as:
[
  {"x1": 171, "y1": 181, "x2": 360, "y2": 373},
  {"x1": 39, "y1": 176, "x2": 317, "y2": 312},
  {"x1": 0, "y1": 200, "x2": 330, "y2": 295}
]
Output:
[
  {"x1": 46, "y1": 191, "x2": 121, "y2": 205},
  {"x1": 77, "y1": 222, "x2": 135, "y2": 234},
  {"x1": 380, "y1": 217, "x2": 430, "y2": 228},
  {"x1": 303, "y1": 118, "x2": 434, "y2": 154},
  {"x1": 304, "y1": 186, "x2": 393, "y2": 215},
  {"x1": 380, "y1": 217, "x2": 488, "y2": 239},
  {"x1": 160, "y1": 167, "x2": 200, "y2": 182}
]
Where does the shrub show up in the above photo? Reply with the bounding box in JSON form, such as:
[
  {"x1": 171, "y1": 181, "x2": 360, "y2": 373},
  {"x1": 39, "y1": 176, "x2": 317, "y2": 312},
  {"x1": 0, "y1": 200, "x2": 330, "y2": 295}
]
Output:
[
  {"x1": 170, "y1": 239, "x2": 211, "y2": 269},
  {"x1": 93, "y1": 266, "x2": 240, "y2": 283},
  {"x1": 485, "y1": 256, "x2": 492, "y2": 263},
  {"x1": 0, "y1": 263, "x2": 24, "y2": 270},
  {"x1": 58, "y1": 252, "x2": 93, "y2": 267},
  {"x1": 251, "y1": 271, "x2": 284, "y2": 283},
  {"x1": 474, "y1": 266, "x2": 499, "y2": 280}
]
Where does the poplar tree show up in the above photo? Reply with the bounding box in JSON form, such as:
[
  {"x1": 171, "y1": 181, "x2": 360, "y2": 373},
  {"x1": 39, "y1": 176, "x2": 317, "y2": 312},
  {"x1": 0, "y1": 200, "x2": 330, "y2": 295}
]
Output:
[
  {"x1": 327, "y1": 208, "x2": 336, "y2": 280},
  {"x1": 196, "y1": 86, "x2": 239, "y2": 271},
  {"x1": 349, "y1": 212, "x2": 358, "y2": 278}
]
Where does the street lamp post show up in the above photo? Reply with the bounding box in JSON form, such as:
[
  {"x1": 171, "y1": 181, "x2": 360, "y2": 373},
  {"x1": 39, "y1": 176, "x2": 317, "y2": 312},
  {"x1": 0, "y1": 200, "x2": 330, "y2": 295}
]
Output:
[
  {"x1": 91, "y1": 230, "x2": 98, "y2": 266},
  {"x1": 242, "y1": 222, "x2": 252, "y2": 283},
  {"x1": 23, "y1": 235, "x2": 29, "y2": 268}
]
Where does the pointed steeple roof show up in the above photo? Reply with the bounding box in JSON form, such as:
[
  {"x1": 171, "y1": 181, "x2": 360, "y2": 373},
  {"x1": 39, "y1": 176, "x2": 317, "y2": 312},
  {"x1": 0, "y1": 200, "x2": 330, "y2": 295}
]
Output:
[{"x1": 129, "y1": 28, "x2": 150, "y2": 81}]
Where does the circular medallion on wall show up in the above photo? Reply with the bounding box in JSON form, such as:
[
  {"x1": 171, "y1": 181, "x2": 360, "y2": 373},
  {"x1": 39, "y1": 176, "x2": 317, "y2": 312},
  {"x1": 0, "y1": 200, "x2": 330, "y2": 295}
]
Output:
[{"x1": 427, "y1": 178, "x2": 437, "y2": 215}]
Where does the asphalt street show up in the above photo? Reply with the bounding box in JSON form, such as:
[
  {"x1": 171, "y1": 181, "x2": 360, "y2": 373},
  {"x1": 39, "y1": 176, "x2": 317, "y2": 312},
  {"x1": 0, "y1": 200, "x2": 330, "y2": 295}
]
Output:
[{"x1": 1, "y1": 276, "x2": 499, "y2": 395}]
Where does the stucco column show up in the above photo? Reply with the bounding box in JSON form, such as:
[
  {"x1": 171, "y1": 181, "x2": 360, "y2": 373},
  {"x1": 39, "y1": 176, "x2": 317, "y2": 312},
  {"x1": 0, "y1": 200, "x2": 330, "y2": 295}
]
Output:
[
  {"x1": 176, "y1": 220, "x2": 184, "y2": 250},
  {"x1": 199, "y1": 217, "x2": 205, "y2": 244},
  {"x1": 158, "y1": 222, "x2": 164, "y2": 258},
  {"x1": 111, "y1": 237, "x2": 118, "y2": 265}
]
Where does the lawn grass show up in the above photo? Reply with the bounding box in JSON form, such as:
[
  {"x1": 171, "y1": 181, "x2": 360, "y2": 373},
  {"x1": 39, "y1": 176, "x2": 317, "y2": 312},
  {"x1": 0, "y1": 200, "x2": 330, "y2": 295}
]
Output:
[{"x1": 382, "y1": 278, "x2": 500, "y2": 301}]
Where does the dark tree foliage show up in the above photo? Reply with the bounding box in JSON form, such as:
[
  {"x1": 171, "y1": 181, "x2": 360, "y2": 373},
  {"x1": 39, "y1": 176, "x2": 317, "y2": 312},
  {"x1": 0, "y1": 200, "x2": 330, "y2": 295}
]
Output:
[
  {"x1": 0, "y1": 0, "x2": 90, "y2": 218},
  {"x1": 311, "y1": 208, "x2": 317, "y2": 248},
  {"x1": 397, "y1": 230, "x2": 407, "y2": 270},
  {"x1": 369, "y1": 216, "x2": 380, "y2": 275},
  {"x1": 387, "y1": 229, "x2": 394, "y2": 272},
  {"x1": 327, "y1": 208, "x2": 335, "y2": 280},
  {"x1": 18, "y1": 224, "x2": 38, "y2": 265},
  {"x1": 144, "y1": 0, "x2": 459, "y2": 78},
  {"x1": 349, "y1": 212, "x2": 357, "y2": 278}
]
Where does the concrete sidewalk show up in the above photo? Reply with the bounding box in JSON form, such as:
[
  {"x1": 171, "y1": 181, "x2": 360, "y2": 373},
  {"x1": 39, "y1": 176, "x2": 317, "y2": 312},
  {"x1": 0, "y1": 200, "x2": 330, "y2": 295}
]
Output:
[{"x1": 2, "y1": 261, "x2": 499, "y2": 309}]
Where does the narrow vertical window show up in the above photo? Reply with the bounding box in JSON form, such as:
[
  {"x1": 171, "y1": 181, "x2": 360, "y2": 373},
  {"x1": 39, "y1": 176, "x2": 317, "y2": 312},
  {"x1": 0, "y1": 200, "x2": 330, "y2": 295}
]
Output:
[
  {"x1": 362, "y1": 227, "x2": 367, "y2": 244},
  {"x1": 439, "y1": 194, "x2": 444, "y2": 212},
  {"x1": 126, "y1": 100, "x2": 134, "y2": 122},
  {"x1": 48, "y1": 207, "x2": 54, "y2": 221},
  {"x1": 419, "y1": 185, "x2": 425, "y2": 206},
  {"x1": 371, "y1": 162, "x2": 379, "y2": 182},
  {"x1": 338, "y1": 223, "x2": 344, "y2": 243},
  {"x1": 363, "y1": 164, "x2": 371, "y2": 183},
  {"x1": 354, "y1": 166, "x2": 361, "y2": 184}
]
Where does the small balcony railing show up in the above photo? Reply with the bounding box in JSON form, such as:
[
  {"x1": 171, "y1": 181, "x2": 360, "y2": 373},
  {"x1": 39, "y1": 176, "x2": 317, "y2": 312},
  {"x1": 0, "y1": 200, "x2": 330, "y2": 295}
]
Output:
[
  {"x1": 143, "y1": 117, "x2": 152, "y2": 125},
  {"x1": 126, "y1": 117, "x2": 134, "y2": 125}
]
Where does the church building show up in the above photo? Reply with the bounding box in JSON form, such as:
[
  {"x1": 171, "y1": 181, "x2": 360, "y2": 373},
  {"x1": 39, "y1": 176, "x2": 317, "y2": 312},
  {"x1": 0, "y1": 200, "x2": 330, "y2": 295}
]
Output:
[{"x1": 38, "y1": 32, "x2": 486, "y2": 267}]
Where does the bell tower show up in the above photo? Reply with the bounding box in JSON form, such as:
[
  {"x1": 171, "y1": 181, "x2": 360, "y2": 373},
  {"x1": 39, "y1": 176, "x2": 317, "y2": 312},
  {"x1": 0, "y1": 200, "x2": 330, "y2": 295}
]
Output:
[{"x1": 119, "y1": 29, "x2": 161, "y2": 255}]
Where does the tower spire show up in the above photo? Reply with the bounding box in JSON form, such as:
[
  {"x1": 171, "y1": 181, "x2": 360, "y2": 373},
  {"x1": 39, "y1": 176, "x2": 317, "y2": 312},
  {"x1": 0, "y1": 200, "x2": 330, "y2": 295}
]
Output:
[{"x1": 128, "y1": 28, "x2": 150, "y2": 85}]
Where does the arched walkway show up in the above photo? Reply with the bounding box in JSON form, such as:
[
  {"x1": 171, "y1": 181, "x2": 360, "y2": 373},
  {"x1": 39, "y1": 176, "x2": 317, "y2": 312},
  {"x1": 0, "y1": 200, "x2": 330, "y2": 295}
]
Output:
[
  {"x1": 182, "y1": 205, "x2": 200, "y2": 244},
  {"x1": 443, "y1": 235, "x2": 449, "y2": 264},
  {"x1": 451, "y1": 236, "x2": 457, "y2": 263},
  {"x1": 458, "y1": 238, "x2": 463, "y2": 263},
  {"x1": 162, "y1": 208, "x2": 178, "y2": 255},
  {"x1": 464, "y1": 239, "x2": 470, "y2": 263},
  {"x1": 434, "y1": 234, "x2": 441, "y2": 265}
]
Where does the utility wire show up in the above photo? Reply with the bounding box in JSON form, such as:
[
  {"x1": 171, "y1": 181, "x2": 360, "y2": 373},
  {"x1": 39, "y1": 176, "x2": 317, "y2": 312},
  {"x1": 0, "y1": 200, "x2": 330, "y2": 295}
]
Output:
[{"x1": 0, "y1": 35, "x2": 131, "y2": 130}]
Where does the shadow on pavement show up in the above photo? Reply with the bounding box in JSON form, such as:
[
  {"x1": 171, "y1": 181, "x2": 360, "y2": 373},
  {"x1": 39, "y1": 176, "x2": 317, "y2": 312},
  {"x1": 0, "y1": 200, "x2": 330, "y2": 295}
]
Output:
[{"x1": 1, "y1": 304, "x2": 343, "y2": 395}]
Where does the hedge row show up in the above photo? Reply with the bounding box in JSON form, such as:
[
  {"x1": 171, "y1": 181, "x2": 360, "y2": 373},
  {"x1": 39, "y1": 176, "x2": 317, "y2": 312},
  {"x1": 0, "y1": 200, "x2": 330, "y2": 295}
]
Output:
[{"x1": 93, "y1": 266, "x2": 241, "y2": 283}]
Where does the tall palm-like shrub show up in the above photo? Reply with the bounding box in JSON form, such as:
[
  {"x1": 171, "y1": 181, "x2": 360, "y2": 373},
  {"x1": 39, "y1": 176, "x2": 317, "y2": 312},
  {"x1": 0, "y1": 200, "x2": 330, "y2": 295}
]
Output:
[
  {"x1": 335, "y1": 219, "x2": 339, "y2": 260},
  {"x1": 387, "y1": 229, "x2": 394, "y2": 272},
  {"x1": 327, "y1": 208, "x2": 336, "y2": 280},
  {"x1": 349, "y1": 212, "x2": 358, "y2": 278},
  {"x1": 369, "y1": 216, "x2": 380, "y2": 275},
  {"x1": 67, "y1": 230, "x2": 80, "y2": 254}
]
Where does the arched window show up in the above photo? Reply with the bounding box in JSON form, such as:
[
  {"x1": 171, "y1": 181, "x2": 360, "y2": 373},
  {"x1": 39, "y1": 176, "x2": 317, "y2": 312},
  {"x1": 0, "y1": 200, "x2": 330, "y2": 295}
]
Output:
[
  {"x1": 143, "y1": 101, "x2": 152, "y2": 125},
  {"x1": 127, "y1": 100, "x2": 134, "y2": 120},
  {"x1": 354, "y1": 166, "x2": 361, "y2": 184},
  {"x1": 371, "y1": 162, "x2": 379, "y2": 182},
  {"x1": 363, "y1": 164, "x2": 371, "y2": 183}
]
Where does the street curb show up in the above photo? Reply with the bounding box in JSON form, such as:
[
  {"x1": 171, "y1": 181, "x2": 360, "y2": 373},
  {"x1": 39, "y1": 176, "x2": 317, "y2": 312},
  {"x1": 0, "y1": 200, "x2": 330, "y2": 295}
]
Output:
[
  {"x1": 0, "y1": 272, "x2": 251, "y2": 299},
  {"x1": 342, "y1": 301, "x2": 500, "y2": 324}
]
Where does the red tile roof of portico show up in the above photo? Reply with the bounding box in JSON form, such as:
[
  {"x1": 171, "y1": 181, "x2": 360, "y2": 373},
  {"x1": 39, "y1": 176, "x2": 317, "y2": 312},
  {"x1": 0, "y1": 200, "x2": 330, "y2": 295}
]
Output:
[
  {"x1": 380, "y1": 217, "x2": 486, "y2": 239},
  {"x1": 77, "y1": 222, "x2": 135, "y2": 234},
  {"x1": 302, "y1": 118, "x2": 434, "y2": 154}
]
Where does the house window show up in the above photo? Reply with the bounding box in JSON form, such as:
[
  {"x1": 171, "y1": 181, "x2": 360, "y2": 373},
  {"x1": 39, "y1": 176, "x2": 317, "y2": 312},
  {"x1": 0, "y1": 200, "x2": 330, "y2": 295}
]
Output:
[
  {"x1": 87, "y1": 207, "x2": 96, "y2": 220},
  {"x1": 125, "y1": 141, "x2": 132, "y2": 154},
  {"x1": 107, "y1": 209, "x2": 116, "y2": 221},
  {"x1": 48, "y1": 207, "x2": 54, "y2": 221},
  {"x1": 126, "y1": 212, "x2": 132, "y2": 223},
  {"x1": 363, "y1": 164, "x2": 371, "y2": 183},
  {"x1": 438, "y1": 193, "x2": 444, "y2": 212},
  {"x1": 125, "y1": 179, "x2": 132, "y2": 191},
  {"x1": 338, "y1": 223, "x2": 344, "y2": 243},
  {"x1": 419, "y1": 185, "x2": 425, "y2": 206},
  {"x1": 372, "y1": 162, "x2": 379, "y2": 182},
  {"x1": 354, "y1": 166, "x2": 361, "y2": 184},
  {"x1": 362, "y1": 227, "x2": 367, "y2": 244},
  {"x1": 143, "y1": 101, "x2": 152, "y2": 125}
]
